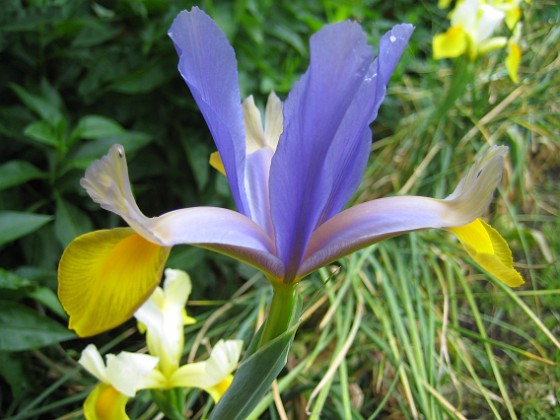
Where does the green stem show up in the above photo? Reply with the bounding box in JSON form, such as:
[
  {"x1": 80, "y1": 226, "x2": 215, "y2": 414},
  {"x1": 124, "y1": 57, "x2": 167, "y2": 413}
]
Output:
[{"x1": 258, "y1": 282, "x2": 297, "y2": 347}]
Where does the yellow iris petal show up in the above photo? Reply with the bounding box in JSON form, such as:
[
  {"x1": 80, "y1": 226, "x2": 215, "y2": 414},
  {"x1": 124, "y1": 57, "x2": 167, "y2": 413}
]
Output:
[
  {"x1": 448, "y1": 219, "x2": 524, "y2": 287},
  {"x1": 58, "y1": 228, "x2": 170, "y2": 337},
  {"x1": 206, "y1": 374, "x2": 234, "y2": 402},
  {"x1": 506, "y1": 42, "x2": 521, "y2": 83},
  {"x1": 433, "y1": 26, "x2": 468, "y2": 59},
  {"x1": 505, "y1": 7, "x2": 521, "y2": 30},
  {"x1": 84, "y1": 384, "x2": 129, "y2": 420},
  {"x1": 209, "y1": 151, "x2": 226, "y2": 175}
]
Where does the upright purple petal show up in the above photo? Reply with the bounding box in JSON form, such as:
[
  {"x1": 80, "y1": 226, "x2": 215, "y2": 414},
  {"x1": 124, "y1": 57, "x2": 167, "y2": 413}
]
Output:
[
  {"x1": 168, "y1": 8, "x2": 248, "y2": 215},
  {"x1": 269, "y1": 21, "x2": 373, "y2": 280},
  {"x1": 268, "y1": 21, "x2": 412, "y2": 281},
  {"x1": 319, "y1": 24, "x2": 414, "y2": 222}
]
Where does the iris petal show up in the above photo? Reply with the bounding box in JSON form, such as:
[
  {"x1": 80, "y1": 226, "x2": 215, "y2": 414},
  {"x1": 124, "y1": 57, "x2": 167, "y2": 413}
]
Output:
[
  {"x1": 300, "y1": 147, "x2": 510, "y2": 278},
  {"x1": 58, "y1": 228, "x2": 170, "y2": 337},
  {"x1": 84, "y1": 384, "x2": 129, "y2": 420},
  {"x1": 448, "y1": 218, "x2": 524, "y2": 286},
  {"x1": 170, "y1": 339, "x2": 242, "y2": 401},
  {"x1": 168, "y1": 7, "x2": 248, "y2": 215},
  {"x1": 433, "y1": 26, "x2": 468, "y2": 59},
  {"x1": 269, "y1": 20, "x2": 376, "y2": 275},
  {"x1": 80, "y1": 145, "x2": 283, "y2": 280}
]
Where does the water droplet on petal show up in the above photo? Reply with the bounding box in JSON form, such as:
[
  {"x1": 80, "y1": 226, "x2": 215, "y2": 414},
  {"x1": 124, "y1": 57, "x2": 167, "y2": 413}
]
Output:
[{"x1": 389, "y1": 35, "x2": 397, "y2": 43}]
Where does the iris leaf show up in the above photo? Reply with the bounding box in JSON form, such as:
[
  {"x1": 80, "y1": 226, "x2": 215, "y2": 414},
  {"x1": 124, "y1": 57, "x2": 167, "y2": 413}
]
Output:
[{"x1": 210, "y1": 292, "x2": 302, "y2": 419}]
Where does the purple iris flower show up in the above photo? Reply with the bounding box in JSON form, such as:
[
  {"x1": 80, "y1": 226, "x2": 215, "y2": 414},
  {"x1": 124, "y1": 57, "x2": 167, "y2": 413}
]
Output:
[{"x1": 58, "y1": 7, "x2": 521, "y2": 337}]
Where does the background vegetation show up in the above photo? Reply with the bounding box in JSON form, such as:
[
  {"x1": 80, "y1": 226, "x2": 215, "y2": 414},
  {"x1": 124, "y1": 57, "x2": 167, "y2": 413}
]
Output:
[{"x1": 0, "y1": 0, "x2": 558, "y2": 418}]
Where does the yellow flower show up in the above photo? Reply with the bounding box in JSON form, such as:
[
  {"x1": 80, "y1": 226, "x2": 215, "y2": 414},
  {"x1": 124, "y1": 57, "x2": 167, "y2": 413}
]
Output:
[
  {"x1": 78, "y1": 344, "x2": 159, "y2": 420},
  {"x1": 433, "y1": 0, "x2": 507, "y2": 60},
  {"x1": 147, "y1": 339, "x2": 243, "y2": 402},
  {"x1": 448, "y1": 218, "x2": 524, "y2": 286},
  {"x1": 135, "y1": 268, "x2": 196, "y2": 376}
]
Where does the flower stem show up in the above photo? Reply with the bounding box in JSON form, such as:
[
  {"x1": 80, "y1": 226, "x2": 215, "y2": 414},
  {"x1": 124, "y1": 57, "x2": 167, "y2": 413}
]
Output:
[{"x1": 259, "y1": 282, "x2": 297, "y2": 347}]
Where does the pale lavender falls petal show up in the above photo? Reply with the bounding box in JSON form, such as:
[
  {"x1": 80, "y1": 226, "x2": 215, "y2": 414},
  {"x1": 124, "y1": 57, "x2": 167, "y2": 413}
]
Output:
[
  {"x1": 168, "y1": 8, "x2": 248, "y2": 216},
  {"x1": 299, "y1": 146, "x2": 507, "y2": 277},
  {"x1": 152, "y1": 207, "x2": 284, "y2": 279},
  {"x1": 269, "y1": 22, "x2": 413, "y2": 281}
]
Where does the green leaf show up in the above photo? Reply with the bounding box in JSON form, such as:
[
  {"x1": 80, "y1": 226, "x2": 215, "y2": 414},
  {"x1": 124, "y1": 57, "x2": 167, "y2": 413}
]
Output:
[
  {"x1": 72, "y1": 115, "x2": 125, "y2": 140},
  {"x1": 23, "y1": 120, "x2": 59, "y2": 146},
  {"x1": 0, "y1": 351, "x2": 28, "y2": 399},
  {"x1": 28, "y1": 287, "x2": 67, "y2": 319},
  {"x1": 0, "y1": 211, "x2": 53, "y2": 247},
  {"x1": 54, "y1": 197, "x2": 93, "y2": 247},
  {"x1": 0, "y1": 301, "x2": 75, "y2": 351},
  {"x1": 0, "y1": 161, "x2": 46, "y2": 191},
  {"x1": 0, "y1": 268, "x2": 33, "y2": 289},
  {"x1": 10, "y1": 83, "x2": 64, "y2": 124},
  {"x1": 209, "y1": 324, "x2": 298, "y2": 420},
  {"x1": 68, "y1": 133, "x2": 152, "y2": 169},
  {"x1": 109, "y1": 63, "x2": 167, "y2": 94}
]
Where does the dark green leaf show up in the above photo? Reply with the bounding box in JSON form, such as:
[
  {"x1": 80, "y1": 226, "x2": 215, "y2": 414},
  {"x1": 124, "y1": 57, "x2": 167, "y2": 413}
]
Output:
[
  {"x1": 0, "y1": 161, "x2": 46, "y2": 191},
  {"x1": 0, "y1": 268, "x2": 36, "y2": 298},
  {"x1": 72, "y1": 115, "x2": 125, "y2": 140},
  {"x1": 23, "y1": 120, "x2": 59, "y2": 146},
  {"x1": 0, "y1": 301, "x2": 75, "y2": 351},
  {"x1": 110, "y1": 63, "x2": 168, "y2": 94},
  {"x1": 10, "y1": 83, "x2": 64, "y2": 124},
  {"x1": 0, "y1": 351, "x2": 28, "y2": 399},
  {"x1": 0, "y1": 211, "x2": 53, "y2": 247},
  {"x1": 28, "y1": 287, "x2": 67, "y2": 319},
  {"x1": 68, "y1": 133, "x2": 152, "y2": 169},
  {"x1": 210, "y1": 324, "x2": 298, "y2": 420},
  {"x1": 54, "y1": 197, "x2": 93, "y2": 247}
]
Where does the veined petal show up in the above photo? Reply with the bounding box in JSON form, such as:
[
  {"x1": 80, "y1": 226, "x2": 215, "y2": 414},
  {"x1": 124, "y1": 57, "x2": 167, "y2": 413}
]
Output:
[
  {"x1": 58, "y1": 228, "x2": 170, "y2": 337},
  {"x1": 151, "y1": 207, "x2": 283, "y2": 278},
  {"x1": 168, "y1": 7, "x2": 248, "y2": 215},
  {"x1": 80, "y1": 144, "x2": 159, "y2": 243},
  {"x1": 448, "y1": 218, "x2": 524, "y2": 286},
  {"x1": 81, "y1": 145, "x2": 283, "y2": 279},
  {"x1": 300, "y1": 146, "x2": 508, "y2": 277},
  {"x1": 170, "y1": 339, "x2": 242, "y2": 401},
  {"x1": 319, "y1": 23, "x2": 414, "y2": 223},
  {"x1": 84, "y1": 383, "x2": 129, "y2": 420},
  {"x1": 269, "y1": 20, "x2": 376, "y2": 276}
]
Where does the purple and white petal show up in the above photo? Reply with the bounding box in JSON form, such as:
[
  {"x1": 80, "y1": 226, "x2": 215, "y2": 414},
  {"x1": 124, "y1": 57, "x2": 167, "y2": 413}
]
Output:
[
  {"x1": 152, "y1": 206, "x2": 284, "y2": 280},
  {"x1": 168, "y1": 8, "x2": 248, "y2": 215},
  {"x1": 82, "y1": 144, "x2": 283, "y2": 280},
  {"x1": 299, "y1": 146, "x2": 507, "y2": 278}
]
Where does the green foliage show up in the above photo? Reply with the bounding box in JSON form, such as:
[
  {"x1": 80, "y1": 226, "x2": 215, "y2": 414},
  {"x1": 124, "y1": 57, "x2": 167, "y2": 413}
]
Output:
[{"x1": 0, "y1": 0, "x2": 558, "y2": 418}]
